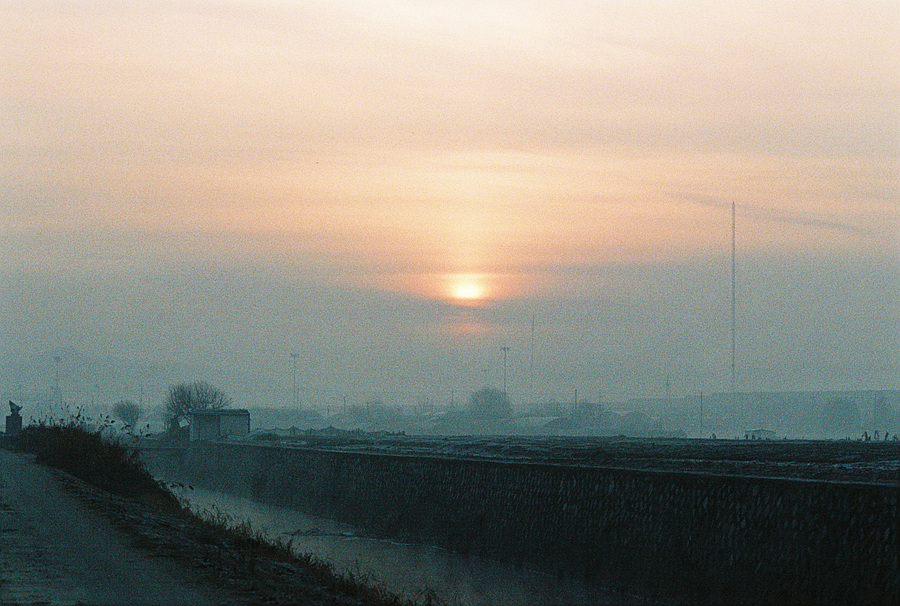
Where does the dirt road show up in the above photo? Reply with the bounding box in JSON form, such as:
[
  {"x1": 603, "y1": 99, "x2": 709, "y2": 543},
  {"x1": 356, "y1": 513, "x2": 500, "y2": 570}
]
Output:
[{"x1": 0, "y1": 449, "x2": 236, "y2": 606}]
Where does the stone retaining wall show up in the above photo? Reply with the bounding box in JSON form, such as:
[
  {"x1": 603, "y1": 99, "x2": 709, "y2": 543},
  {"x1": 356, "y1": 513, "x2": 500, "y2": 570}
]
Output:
[{"x1": 142, "y1": 443, "x2": 898, "y2": 605}]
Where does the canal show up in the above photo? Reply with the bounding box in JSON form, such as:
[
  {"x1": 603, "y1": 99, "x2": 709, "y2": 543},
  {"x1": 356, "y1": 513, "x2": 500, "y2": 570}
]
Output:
[{"x1": 174, "y1": 486, "x2": 645, "y2": 605}]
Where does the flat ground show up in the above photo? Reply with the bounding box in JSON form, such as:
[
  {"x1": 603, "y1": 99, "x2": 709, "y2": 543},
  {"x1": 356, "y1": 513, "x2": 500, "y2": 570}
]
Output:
[{"x1": 255, "y1": 434, "x2": 900, "y2": 484}]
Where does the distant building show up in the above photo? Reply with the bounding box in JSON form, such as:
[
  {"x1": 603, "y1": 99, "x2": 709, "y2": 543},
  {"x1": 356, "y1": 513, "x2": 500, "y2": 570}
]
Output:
[
  {"x1": 744, "y1": 428, "x2": 776, "y2": 440},
  {"x1": 189, "y1": 409, "x2": 250, "y2": 442}
]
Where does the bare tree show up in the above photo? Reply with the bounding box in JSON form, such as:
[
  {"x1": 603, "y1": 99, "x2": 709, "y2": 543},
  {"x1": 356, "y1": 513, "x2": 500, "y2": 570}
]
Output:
[
  {"x1": 112, "y1": 400, "x2": 143, "y2": 429},
  {"x1": 165, "y1": 381, "x2": 231, "y2": 431}
]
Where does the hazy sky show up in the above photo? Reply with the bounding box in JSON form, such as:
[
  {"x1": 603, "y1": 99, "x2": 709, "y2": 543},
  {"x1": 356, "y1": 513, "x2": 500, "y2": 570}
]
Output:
[{"x1": 2, "y1": 1, "x2": 898, "y2": 409}]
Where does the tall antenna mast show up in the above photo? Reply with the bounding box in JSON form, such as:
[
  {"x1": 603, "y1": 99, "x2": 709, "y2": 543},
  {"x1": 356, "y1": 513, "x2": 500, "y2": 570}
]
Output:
[{"x1": 731, "y1": 201, "x2": 736, "y2": 399}]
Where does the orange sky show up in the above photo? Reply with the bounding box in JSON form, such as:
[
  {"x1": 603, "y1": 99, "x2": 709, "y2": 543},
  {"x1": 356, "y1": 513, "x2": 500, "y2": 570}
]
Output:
[{"x1": 1, "y1": 1, "x2": 898, "y2": 403}]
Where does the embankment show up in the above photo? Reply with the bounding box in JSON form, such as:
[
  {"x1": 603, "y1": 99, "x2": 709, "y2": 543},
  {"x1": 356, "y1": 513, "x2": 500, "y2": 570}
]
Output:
[{"x1": 142, "y1": 442, "x2": 898, "y2": 605}]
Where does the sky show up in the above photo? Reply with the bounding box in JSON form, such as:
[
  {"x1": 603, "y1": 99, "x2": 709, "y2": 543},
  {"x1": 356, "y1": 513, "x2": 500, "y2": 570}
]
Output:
[{"x1": 1, "y1": 0, "x2": 898, "y2": 412}]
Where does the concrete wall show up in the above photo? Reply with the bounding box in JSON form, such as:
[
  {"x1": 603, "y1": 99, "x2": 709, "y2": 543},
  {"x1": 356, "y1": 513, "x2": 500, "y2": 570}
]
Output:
[{"x1": 143, "y1": 443, "x2": 898, "y2": 605}]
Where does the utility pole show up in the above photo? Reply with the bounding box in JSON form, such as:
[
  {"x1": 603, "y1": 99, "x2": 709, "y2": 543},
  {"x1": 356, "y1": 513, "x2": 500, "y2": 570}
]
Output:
[
  {"x1": 501, "y1": 346, "x2": 510, "y2": 397},
  {"x1": 290, "y1": 353, "x2": 300, "y2": 409}
]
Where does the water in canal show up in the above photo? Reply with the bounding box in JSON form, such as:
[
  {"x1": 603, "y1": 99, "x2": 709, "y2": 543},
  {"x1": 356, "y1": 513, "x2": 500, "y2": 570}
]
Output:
[{"x1": 174, "y1": 487, "x2": 641, "y2": 606}]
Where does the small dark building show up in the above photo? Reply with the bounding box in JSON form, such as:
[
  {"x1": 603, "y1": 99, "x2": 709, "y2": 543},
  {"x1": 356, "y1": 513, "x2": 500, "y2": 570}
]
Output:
[{"x1": 189, "y1": 409, "x2": 250, "y2": 441}]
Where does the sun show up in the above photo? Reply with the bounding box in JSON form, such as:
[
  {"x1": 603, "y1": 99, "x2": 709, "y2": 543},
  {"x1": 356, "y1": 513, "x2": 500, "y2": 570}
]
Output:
[
  {"x1": 448, "y1": 275, "x2": 489, "y2": 305},
  {"x1": 452, "y1": 281, "x2": 483, "y2": 300}
]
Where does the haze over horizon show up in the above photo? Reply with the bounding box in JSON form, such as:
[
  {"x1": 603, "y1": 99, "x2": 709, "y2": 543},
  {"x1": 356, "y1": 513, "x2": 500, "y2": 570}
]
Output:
[{"x1": 2, "y1": 1, "x2": 898, "y2": 412}]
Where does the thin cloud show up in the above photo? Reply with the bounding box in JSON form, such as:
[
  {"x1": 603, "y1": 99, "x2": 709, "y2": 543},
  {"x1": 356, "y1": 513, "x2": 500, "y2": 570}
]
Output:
[
  {"x1": 753, "y1": 211, "x2": 877, "y2": 238},
  {"x1": 672, "y1": 194, "x2": 888, "y2": 239}
]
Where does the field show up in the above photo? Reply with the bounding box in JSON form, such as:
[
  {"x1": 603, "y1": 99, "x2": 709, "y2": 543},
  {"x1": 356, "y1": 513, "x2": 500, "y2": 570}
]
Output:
[{"x1": 253, "y1": 433, "x2": 900, "y2": 485}]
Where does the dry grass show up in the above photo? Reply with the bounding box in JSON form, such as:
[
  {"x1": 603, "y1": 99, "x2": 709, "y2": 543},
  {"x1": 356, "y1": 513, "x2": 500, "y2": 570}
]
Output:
[{"x1": 14, "y1": 414, "x2": 182, "y2": 511}]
